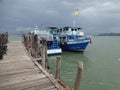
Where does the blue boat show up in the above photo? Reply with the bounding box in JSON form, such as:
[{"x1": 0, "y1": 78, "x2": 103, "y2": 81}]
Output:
[
  {"x1": 51, "y1": 27, "x2": 91, "y2": 52},
  {"x1": 33, "y1": 26, "x2": 62, "y2": 55}
]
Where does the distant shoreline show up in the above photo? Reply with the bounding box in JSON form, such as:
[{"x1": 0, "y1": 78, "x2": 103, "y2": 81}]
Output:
[{"x1": 97, "y1": 33, "x2": 120, "y2": 36}]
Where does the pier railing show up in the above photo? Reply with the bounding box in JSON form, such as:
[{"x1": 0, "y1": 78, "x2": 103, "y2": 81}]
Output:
[{"x1": 22, "y1": 33, "x2": 49, "y2": 69}]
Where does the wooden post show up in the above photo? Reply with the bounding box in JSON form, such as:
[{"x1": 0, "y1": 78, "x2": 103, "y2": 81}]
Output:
[
  {"x1": 23, "y1": 34, "x2": 25, "y2": 44},
  {"x1": 41, "y1": 38, "x2": 46, "y2": 69},
  {"x1": 29, "y1": 33, "x2": 32, "y2": 56},
  {"x1": 41, "y1": 45, "x2": 45, "y2": 68},
  {"x1": 5, "y1": 32, "x2": 8, "y2": 44},
  {"x1": 31, "y1": 33, "x2": 34, "y2": 57},
  {"x1": 0, "y1": 34, "x2": 1, "y2": 45},
  {"x1": 45, "y1": 44, "x2": 49, "y2": 70},
  {"x1": 28, "y1": 34, "x2": 32, "y2": 53},
  {"x1": 34, "y1": 34, "x2": 38, "y2": 58},
  {"x1": 74, "y1": 61, "x2": 83, "y2": 90},
  {"x1": 22, "y1": 34, "x2": 24, "y2": 43},
  {"x1": 56, "y1": 56, "x2": 61, "y2": 80}
]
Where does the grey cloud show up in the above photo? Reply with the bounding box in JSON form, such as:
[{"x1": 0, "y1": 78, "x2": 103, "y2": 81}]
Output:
[{"x1": 0, "y1": 0, "x2": 120, "y2": 34}]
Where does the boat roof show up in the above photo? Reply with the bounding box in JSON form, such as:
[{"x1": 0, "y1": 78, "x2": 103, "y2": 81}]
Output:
[
  {"x1": 63, "y1": 27, "x2": 82, "y2": 30},
  {"x1": 46, "y1": 26, "x2": 82, "y2": 31},
  {"x1": 47, "y1": 27, "x2": 58, "y2": 29}
]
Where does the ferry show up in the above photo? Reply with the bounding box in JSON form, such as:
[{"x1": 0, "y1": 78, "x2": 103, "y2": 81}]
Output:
[
  {"x1": 33, "y1": 26, "x2": 62, "y2": 55},
  {"x1": 51, "y1": 27, "x2": 91, "y2": 52}
]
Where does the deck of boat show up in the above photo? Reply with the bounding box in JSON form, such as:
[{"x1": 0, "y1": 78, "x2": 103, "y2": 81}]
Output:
[{"x1": 0, "y1": 41, "x2": 64, "y2": 90}]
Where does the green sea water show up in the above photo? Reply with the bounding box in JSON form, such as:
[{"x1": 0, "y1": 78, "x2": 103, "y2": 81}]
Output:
[
  {"x1": 48, "y1": 36, "x2": 120, "y2": 90},
  {"x1": 9, "y1": 35, "x2": 22, "y2": 41},
  {"x1": 9, "y1": 35, "x2": 120, "y2": 90}
]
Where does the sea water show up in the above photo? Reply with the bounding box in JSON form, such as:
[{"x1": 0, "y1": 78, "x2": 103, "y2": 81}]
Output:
[
  {"x1": 9, "y1": 35, "x2": 22, "y2": 41},
  {"x1": 48, "y1": 36, "x2": 120, "y2": 90}
]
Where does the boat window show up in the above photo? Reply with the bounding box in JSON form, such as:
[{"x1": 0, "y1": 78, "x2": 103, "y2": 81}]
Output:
[
  {"x1": 54, "y1": 30, "x2": 56, "y2": 33},
  {"x1": 59, "y1": 37, "x2": 62, "y2": 43},
  {"x1": 63, "y1": 29, "x2": 65, "y2": 32},
  {"x1": 77, "y1": 36, "x2": 84, "y2": 40},
  {"x1": 57, "y1": 30, "x2": 59, "y2": 33},
  {"x1": 63, "y1": 37, "x2": 66, "y2": 42},
  {"x1": 52, "y1": 30, "x2": 54, "y2": 34},
  {"x1": 68, "y1": 36, "x2": 74, "y2": 41},
  {"x1": 59, "y1": 37, "x2": 66, "y2": 42},
  {"x1": 60, "y1": 29, "x2": 62, "y2": 33},
  {"x1": 53, "y1": 37, "x2": 56, "y2": 40}
]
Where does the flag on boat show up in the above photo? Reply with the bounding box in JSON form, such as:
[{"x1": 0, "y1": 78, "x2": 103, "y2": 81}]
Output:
[{"x1": 74, "y1": 8, "x2": 79, "y2": 16}]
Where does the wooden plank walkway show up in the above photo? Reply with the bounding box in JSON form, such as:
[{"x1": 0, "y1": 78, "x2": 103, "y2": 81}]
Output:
[{"x1": 0, "y1": 41, "x2": 64, "y2": 90}]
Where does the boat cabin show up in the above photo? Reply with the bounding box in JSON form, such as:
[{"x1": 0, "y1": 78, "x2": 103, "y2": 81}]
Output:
[{"x1": 51, "y1": 27, "x2": 86, "y2": 43}]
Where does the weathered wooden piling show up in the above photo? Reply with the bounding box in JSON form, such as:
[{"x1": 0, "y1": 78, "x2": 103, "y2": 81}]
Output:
[
  {"x1": 23, "y1": 33, "x2": 41, "y2": 59},
  {"x1": 34, "y1": 35, "x2": 39, "y2": 58},
  {"x1": 45, "y1": 45, "x2": 49, "y2": 70},
  {"x1": 28, "y1": 33, "x2": 33, "y2": 56},
  {"x1": 74, "y1": 61, "x2": 83, "y2": 90},
  {"x1": 40, "y1": 38, "x2": 47, "y2": 69},
  {"x1": 0, "y1": 34, "x2": 1, "y2": 45},
  {"x1": 22, "y1": 34, "x2": 25, "y2": 43},
  {"x1": 30, "y1": 33, "x2": 35, "y2": 57},
  {"x1": 56, "y1": 56, "x2": 61, "y2": 80},
  {"x1": 0, "y1": 32, "x2": 8, "y2": 60}
]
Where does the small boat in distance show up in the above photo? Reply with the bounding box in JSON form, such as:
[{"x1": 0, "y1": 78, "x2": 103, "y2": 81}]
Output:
[
  {"x1": 32, "y1": 26, "x2": 62, "y2": 55},
  {"x1": 51, "y1": 27, "x2": 91, "y2": 52}
]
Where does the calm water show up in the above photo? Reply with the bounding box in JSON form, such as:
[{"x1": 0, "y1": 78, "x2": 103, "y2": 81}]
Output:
[
  {"x1": 48, "y1": 36, "x2": 120, "y2": 90},
  {"x1": 9, "y1": 35, "x2": 22, "y2": 41},
  {"x1": 9, "y1": 35, "x2": 120, "y2": 90}
]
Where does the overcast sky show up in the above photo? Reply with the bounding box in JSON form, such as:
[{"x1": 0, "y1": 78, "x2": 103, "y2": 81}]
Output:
[{"x1": 0, "y1": 0, "x2": 120, "y2": 34}]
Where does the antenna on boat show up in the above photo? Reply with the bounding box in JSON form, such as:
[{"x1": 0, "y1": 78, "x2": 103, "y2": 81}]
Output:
[{"x1": 35, "y1": 24, "x2": 38, "y2": 30}]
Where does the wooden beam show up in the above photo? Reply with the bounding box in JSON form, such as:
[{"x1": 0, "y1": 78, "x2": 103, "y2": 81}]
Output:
[
  {"x1": 56, "y1": 56, "x2": 61, "y2": 80},
  {"x1": 74, "y1": 61, "x2": 83, "y2": 90}
]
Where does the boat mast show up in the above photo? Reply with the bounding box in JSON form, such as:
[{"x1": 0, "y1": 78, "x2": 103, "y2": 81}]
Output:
[
  {"x1": 73, "y1": 19, "x2": 75, "y2": 27},
  {"x1": 73, "y1": 8, "x2": 79, "y2": 27}
]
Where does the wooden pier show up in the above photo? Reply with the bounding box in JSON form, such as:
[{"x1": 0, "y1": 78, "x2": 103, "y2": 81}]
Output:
[{"x1": 0, "y1": 41, "x2": 65, "y2": 90}]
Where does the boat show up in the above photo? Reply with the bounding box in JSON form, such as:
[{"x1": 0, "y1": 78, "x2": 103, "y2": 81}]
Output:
[
  {"x1": 32, "y1": 26, "x2": 62, "y2": 55},
  {"x1": 51, "y1": 26, "x2": 91, "y2": 52}
]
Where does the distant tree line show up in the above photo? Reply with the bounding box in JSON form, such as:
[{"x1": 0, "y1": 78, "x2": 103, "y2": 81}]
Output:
[{"x1": 97, "y1": 33, "x2": 120, "y2": 36}]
